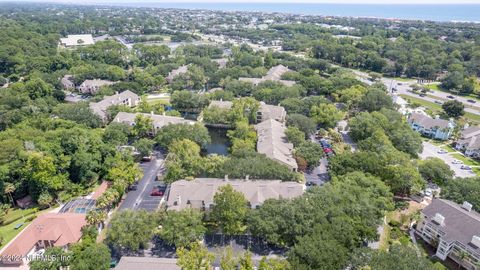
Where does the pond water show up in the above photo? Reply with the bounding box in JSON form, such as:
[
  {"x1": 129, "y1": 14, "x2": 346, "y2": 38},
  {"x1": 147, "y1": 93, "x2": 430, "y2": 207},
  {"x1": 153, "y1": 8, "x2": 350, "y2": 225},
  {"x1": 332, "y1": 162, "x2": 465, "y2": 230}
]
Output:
[{"x1": 204, "y1": 127, "x2": 230, "y2": 156}]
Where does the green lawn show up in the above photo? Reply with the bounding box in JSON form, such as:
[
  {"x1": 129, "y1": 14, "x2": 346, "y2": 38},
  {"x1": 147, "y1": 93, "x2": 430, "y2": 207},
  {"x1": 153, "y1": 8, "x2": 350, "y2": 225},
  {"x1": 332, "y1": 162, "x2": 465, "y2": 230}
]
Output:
[
  {"x1": 425, "y1": 84, "x2": 440, "y2": 91},
  {"x1": 450, "y1": 153, "x2": 480, "y2": 166},
  {"x1": 0, "y1": 207, "x2": 51, "y2": 249}
]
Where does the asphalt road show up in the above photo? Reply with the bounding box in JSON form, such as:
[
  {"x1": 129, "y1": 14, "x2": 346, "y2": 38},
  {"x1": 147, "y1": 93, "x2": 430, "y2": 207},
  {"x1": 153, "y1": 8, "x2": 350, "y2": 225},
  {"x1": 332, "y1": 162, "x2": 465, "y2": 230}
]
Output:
[
  {"x1": 119, "y1": 151, "x2": 166, "y2": 211},
  {"x1": 352, "y1": 69, "x2": 480, "y2": 115}
]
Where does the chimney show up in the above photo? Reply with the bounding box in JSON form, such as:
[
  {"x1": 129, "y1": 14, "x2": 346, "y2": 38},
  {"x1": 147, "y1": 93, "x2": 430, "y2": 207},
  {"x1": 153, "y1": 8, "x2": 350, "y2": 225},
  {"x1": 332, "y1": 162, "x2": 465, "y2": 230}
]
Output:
[
  {"x1": 435, "y1": 115, "x2": 440, "y2": 119},
  {"x1": 162, "y1": 111, "x2": 166, "y2": 116},
  {"x1": 433, "y1": 213, "x2": 445, "y2": 226},
  {"x1": 150, "y1": 111, "x2": 154, "y2": 116},
  {"x1": 462, "y1": 201, "x2": 473, "y2": 212},
  {"x1": 224, "y1": 175, "x2": 228, "y2": 181},
  {"x1": 115, "y1": 91, "x2": 119, "y2": 95},
  {"x1": 177, "y1": 195, "x2": 181, "y2": 206},
  {"x1": 472, "y1": 235, "x2": 480, "y2": 247},
  {"x1": 245, "y1": 175, "x2": 249, "y2": 181}
]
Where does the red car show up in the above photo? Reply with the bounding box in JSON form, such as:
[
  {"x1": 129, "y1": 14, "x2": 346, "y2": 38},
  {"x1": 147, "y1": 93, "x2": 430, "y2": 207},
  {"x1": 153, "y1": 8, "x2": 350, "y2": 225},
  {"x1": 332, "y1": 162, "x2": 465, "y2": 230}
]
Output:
[
  {"x1": 323, "y1": 148, "x2": 333, "y2": 153},
  {"x1": 150, "y1": 188, "x2": 164, "y2": 196}
]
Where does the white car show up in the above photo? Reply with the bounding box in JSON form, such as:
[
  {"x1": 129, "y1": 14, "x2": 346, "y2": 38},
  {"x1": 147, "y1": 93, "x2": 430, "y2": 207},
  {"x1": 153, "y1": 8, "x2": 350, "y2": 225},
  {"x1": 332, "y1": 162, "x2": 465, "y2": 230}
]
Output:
[
  {"x1": 437, "y1": 149, "x2": 448, "y2": 154},
  {"x1": 452, "y1": 159, "x2": 463, "y2": 165},
  {"x1": 461, "y1": 165, "x2": 472, "y2": 170}
]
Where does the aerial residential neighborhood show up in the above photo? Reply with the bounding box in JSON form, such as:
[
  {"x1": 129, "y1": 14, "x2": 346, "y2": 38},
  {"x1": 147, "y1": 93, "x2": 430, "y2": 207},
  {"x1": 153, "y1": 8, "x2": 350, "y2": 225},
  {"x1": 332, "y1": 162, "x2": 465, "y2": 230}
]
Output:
[{"x1": 0, "y1": 1, "x2": 480, "y2": 270}]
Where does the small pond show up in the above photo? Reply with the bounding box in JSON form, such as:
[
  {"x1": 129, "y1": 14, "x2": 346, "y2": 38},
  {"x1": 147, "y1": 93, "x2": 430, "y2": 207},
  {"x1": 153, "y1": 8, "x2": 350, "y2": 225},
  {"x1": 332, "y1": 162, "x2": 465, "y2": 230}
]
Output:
[{"x1": 204, "y1": 127, "x2": 230, "y2": 156}]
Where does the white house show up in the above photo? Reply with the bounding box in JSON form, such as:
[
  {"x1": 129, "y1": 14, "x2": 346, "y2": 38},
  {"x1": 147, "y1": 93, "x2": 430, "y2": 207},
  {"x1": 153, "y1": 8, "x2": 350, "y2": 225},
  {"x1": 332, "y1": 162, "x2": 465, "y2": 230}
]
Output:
[{"x1": 407, "y1": 113, "x2": 454, "y2": 140}]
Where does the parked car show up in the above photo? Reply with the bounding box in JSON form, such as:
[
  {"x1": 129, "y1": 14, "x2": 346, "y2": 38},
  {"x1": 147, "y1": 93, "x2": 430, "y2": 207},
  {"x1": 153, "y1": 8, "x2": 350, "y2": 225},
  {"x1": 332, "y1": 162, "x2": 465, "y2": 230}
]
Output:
[
  {"x1": 150, "y1": 188, "x2": 164, "y2": 196},
  {"x1": 447, "y1": 95, "x2": 455, "y2": 99},
  {"x1": 437, "y1": 149, "x2": 448, "y2": 154},
  {"x1": 141, "y1": 155, "x2": 153, "y2": 162},
  {"x1": 434, "y1": 100, "x2": 443, "y2": 105},
  {"x1": 461, "y1": 165, "x2": 472, "y2": 170},
  {"x1": 323, "y1": 148, "x2": 333, "y2": 154},
  {"x1": 419, "y1": 93, "x2": 426, "y2": 97},
  {"x1": 129, "y1": 184, "x2": 138, "y2": 191},
  {"x1": 452, "y1": 159, "x2": 463, "y2": 164},
  {"x1": 467, "y1": 99, "x2": 477, "y2": 103}
]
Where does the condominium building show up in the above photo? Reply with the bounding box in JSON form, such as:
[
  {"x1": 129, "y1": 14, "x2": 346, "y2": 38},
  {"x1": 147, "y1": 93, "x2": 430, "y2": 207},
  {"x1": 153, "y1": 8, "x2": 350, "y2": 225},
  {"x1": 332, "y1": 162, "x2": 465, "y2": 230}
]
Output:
[{"x1": 417, "y1": 199, "x2": 480, "y2": 269}]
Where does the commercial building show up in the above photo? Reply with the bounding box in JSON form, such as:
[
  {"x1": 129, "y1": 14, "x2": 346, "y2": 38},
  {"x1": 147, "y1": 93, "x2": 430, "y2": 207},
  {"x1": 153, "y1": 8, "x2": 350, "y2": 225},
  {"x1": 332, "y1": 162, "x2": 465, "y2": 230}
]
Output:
[{"x1": 59, "y1": 34, "x2": 95, "y2": 47}]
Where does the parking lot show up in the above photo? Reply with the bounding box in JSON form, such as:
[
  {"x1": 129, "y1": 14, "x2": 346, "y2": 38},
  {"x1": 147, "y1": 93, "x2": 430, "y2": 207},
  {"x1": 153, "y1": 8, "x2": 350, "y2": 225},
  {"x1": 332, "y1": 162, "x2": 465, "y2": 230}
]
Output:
[
  {"x1": 420, "y1": 141, "x2": 476, "y2": 178},
  {"x1": 119, "y1": 151, "x2": 166, "y2": 212}
]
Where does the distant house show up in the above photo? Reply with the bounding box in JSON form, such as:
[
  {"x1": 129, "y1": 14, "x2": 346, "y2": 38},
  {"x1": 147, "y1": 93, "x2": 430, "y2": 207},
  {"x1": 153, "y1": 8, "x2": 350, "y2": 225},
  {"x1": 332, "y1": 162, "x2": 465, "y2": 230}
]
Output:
[
  {"x1": 239, "y1": 65, "x2": 296, "y2": 87},
  {"x1": 78, "y1": 79, "x2": 116, "y2": 95},
  {"x1": 59, "y1": 34, "x2": 95, "y2": 47},
  {"x1": 166, "y1": 178, "x2": 304, "y2": 211},
  {"x1": 455, "y1": 126, "x2": 480, "y2": 158},
  {"x1": 212, "y1": 58, "x2": 228, "y2": 69},
  {"x1": 255, "y1": 119, "x2": 298, "y2": 171},
  {"x1": 115, "y1": 257, "x2": 180, "y2": 270},
  {"x1": 89, "y1": 90, "x2": 140, "y2": 121},
  {"x1": 1, "y1": 213, "x2": 87, "y2": 265},
  {"x1": 60, "y1": 75, "x2": 75, "y2": 90},
  {"x1": 166, "y1": 65, "x2": 188, "y2": 84},
  {"x1": 113, "y1": 112, "x2": 195, "y2": 135},
  {"x1": 208, "y1": 100, "x2": 286, "y2": 123},
  {"x1": 407, "y1": 113, "x2": 454, "y2": 140},
  {"x1": 416, "y1": 199, "x2": 480, "y2": 270}
]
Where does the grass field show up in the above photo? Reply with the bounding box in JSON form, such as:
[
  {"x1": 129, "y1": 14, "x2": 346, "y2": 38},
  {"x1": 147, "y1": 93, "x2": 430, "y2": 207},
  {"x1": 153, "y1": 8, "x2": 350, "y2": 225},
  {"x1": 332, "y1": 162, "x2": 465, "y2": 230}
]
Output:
[
  {"x1": 0, "y1": 207, "x2": 49, "y2": 249},
  {"x1": 400, "y1": 94, "x2": 480, "y2": 123}
]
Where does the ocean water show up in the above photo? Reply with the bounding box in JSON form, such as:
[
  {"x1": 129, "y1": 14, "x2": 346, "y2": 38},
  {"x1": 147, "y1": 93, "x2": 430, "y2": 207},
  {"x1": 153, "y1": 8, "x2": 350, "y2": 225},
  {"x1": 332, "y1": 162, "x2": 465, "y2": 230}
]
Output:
[{"x1": 113, "y1": 3, "x2": 480, "y2": 22}]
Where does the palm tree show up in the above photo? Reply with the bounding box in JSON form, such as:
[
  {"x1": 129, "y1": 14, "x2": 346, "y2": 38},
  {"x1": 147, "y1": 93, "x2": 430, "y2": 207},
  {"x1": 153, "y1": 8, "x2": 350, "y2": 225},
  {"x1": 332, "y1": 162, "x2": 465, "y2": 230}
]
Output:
[
  {"x1": 4, "y1": 183, "x2": 15, "y2": 207},
  {"x1": 86, "y1": 210, "x2": 107, "y2": 227}
]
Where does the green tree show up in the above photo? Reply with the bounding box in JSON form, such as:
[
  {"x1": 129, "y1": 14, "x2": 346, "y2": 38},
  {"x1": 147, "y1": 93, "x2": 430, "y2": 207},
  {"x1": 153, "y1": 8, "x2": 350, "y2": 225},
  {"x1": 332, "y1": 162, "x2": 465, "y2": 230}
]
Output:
[
  {"x1": 176, "y1": 242, "x2": 215, "y2": 270},
  {"x1": 442, "y1": 100, "x2": 465, "y2": 118},
  {"x1": 29, "y1": 247, "x2": 70, "y2": 270},
  {"x1": 156, "y1": 123, "x2": 211, "y2": 149},
  {"x1": 25, "y1": 78, "x2": 53, "y2": 99},
  {"x1": 54, "y1": 102, "x2": 102, "y2": 128},
  {"x1": 239, "y1": 251, "x2": 254, "y2": 270},
  {"x1": 165, "y1": 139, "x2": 203, "y2": 182},
  {"x1": 159, "y1": 209, "x2": 206, "y2": 247},
  {"x1": 106, "y1": 210, "x2": 158, "y2": 253},
  {"x1": 359, "y1": 87, "x2": 394, "y2": 112},
  {"x1": 211, "y1": 184, "x2": 249, "y2": 235},
  {"x1": 133, "y1": 138, "x2": 155, "y2": 157},
  {"x1": 70, "y1": 243, "x2": 111, "y2": 270},
  {"x1": 133, "y1": 114, "x2": 153, "y2": 138},
  {"x1": 310, "y1": 103, "x2": 344, "y2": 128},
  {"x1": 285, "y1": 126, "x2": 305, "y2": 147},
  {"x1": 417, "y1": 158, "x2": 454, "y2": 186},
  {"x1": 220, "y1": 246, "x2": 237, "y2": 270},
  {"x1": 286, "y1": 114, "x2": 317, "y2": 136},
  {"x1": 295, "y1": 141, "x2": 324, "y2": 168},
  {"x1": 443, "y1": 177, "x2": 480, "y2": 211}
]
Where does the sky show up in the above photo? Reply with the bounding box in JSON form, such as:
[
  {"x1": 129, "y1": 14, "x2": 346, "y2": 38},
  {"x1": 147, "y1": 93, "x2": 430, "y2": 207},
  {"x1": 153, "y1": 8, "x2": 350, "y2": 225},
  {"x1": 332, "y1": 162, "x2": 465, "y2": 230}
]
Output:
[{"x1": 2, "y1": 0, "x2": 480, "y2": 4}]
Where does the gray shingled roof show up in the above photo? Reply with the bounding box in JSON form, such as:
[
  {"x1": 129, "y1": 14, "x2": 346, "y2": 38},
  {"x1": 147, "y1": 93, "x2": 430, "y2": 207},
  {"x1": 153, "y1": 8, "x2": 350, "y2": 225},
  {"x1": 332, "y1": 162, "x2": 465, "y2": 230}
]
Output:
[
  {"x1": 409, "y1": 113, "x2": 450, "y2": 129},
  {"x1": 422, "y1": 199, "x2": 480, "y2": 254},
  {"x1": 208, "y1": 100, "x2": 286, "y2": 123},
  {"x1": 255, "y1": 119, "x2": 297, "y2": 170},
  {"x1": 167, "y1": 178, "x2": 304, "y2": 211},
  {"x1": 89, "y1": 90, "x2": 139, "y2": 120},
  {"x1": 115, "y1": 257, "x2": 180, "y2": 270},
  {"x1": 238, "y1": 65, "x2": 296, "y2": 87},
  {"x1": 113, "y1": 112, "x2": 194, "y2": 129}
]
